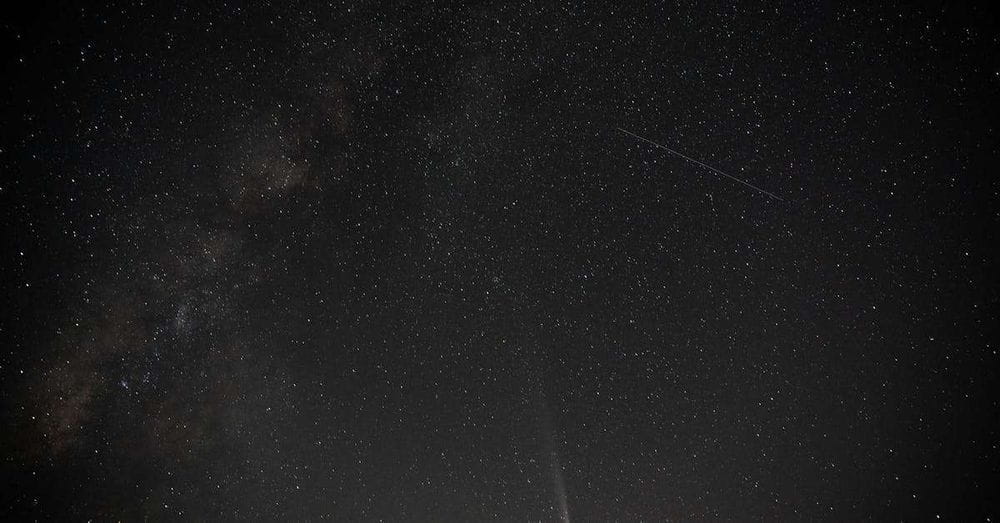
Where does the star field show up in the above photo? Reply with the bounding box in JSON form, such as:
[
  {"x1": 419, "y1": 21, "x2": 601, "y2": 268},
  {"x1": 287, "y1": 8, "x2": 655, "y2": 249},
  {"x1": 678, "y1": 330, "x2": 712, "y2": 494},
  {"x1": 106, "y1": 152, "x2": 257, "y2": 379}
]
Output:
[{"x1": 2, "y1": 2, "x2": 998, "y2": 520}]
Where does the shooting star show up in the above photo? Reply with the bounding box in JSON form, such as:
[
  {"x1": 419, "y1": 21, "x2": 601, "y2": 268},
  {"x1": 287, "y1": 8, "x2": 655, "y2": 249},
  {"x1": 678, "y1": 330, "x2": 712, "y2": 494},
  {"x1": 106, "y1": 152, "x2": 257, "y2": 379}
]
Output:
[
  {"x1": 616, "y1": 127, "x2": 785, "y2": 202},
  {"x1": 539, "y1": 396, "x2": 570, "y2": 523}
]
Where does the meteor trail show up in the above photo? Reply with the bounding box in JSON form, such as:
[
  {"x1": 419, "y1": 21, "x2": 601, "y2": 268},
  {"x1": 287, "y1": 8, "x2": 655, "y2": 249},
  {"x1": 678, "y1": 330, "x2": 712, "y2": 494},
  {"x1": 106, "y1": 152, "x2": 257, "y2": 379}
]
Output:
[{"x1": 616, "y1": 127, "x2": 785, "y2": 202}]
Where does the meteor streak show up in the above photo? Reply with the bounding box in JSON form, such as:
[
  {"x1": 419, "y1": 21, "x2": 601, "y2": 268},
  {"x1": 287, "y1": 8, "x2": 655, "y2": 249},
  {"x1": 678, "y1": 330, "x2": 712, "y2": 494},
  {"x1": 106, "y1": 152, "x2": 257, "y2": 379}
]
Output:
[{"x1": 616, "y1": 127, "x2": 785, "y2": 202}]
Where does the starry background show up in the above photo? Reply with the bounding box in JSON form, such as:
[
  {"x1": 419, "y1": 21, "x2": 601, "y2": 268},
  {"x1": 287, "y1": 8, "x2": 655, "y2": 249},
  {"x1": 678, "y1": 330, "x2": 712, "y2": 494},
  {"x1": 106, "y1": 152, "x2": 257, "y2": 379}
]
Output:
[{"x1": 2, "y1": 2, "x2": 999, "y2": 521}]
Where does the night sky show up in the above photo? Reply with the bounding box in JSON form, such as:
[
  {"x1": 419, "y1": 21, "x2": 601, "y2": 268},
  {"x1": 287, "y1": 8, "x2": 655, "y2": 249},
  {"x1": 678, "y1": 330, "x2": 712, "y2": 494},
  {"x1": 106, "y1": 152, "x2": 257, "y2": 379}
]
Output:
[{"x1": 2, "y1": 2, "x2": 999, "y2": 521}]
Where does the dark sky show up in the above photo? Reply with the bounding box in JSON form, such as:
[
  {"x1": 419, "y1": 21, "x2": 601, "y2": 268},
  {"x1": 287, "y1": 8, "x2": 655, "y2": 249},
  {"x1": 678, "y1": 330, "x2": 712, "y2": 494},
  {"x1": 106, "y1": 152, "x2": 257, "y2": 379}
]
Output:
[{"x1": 2, "y1": 2, "x2": 998, "y2": 521}]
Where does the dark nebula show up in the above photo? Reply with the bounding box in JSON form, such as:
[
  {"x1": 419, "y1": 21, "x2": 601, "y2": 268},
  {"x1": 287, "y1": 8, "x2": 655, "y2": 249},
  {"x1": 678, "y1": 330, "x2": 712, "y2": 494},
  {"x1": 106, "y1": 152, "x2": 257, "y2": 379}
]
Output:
[{"x1": 2, "y1": 2, "x2": 998, "y2": 520}]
